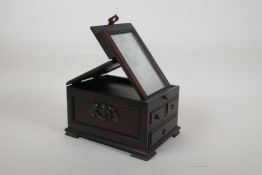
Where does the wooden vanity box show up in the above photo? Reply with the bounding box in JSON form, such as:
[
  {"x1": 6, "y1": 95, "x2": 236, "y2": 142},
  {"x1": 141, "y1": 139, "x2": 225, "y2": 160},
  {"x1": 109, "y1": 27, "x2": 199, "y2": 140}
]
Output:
[{"x1": 65, "y1": 16, "x2": 180, "y2": 160}]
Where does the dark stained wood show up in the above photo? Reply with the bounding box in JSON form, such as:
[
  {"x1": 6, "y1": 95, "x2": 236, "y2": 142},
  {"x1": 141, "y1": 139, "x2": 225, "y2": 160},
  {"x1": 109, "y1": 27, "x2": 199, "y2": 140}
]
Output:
[
  {"x1": 65, "y1": 20, "x2": 180, "y2": 160},
  {"x1": 150, "y1": 116, "x2": 178, "y2": 147},
  {"x1": 73, "y1": 95, "x2": 141, "y2": 138}
]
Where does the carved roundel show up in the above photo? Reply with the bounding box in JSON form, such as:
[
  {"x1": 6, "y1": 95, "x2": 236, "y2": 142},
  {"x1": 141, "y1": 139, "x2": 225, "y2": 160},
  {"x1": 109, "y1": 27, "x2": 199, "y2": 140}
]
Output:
[{"x1": 90, "y1": 102, "x2": 119, "y2": 124}]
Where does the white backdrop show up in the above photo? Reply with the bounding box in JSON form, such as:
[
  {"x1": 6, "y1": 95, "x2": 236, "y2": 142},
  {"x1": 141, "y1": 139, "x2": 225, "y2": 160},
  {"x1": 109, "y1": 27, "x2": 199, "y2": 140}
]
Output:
[{"x1": 1, "y1": 0, "x2": 262, "y2": 174}]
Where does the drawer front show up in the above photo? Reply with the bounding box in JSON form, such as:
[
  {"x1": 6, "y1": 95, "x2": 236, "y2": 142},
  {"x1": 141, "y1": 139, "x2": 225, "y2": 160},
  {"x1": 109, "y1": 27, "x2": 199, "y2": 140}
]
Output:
[
  {"x1": 166, "y1": 96, "x2": 179, "y2": 118},
  {"x1": 150, "y1": 116, "x2": 177, "y2": 146},
  {"x1": 150, "y1": 107, "x2": 165, "y2": 126},
  {"x1": 73, "y1": 96, "x2": 140, "y2": 138}
]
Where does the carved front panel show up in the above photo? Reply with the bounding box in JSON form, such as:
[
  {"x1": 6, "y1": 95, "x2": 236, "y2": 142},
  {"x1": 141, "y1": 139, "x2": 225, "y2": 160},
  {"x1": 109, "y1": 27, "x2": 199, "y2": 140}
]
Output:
[{"x1": 73, "y1": 96, "x2": 140, "y2": 138}]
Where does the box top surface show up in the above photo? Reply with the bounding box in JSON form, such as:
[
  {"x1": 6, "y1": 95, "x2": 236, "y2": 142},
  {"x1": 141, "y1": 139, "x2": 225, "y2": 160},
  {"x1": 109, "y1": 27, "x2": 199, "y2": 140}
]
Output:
[{"x1": 74, "y1": 75, "x2": 141, "y2": 101}]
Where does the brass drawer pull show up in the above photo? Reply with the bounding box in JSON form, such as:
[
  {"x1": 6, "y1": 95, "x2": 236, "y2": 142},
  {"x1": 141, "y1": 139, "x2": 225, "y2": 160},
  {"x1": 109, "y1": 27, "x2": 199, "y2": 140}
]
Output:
[
  {"x1": 162, "y1": 128, "x2": 166, "y2": 135},
  {"x1": 91, "y1": 102, "x2": 119, "y2": 123},
  {"x1": 162, "y1": 95, "x2": 168, "y2": 100},
  {"x1": 154, "y1": 114, "x2": 160, "y2": 120}
]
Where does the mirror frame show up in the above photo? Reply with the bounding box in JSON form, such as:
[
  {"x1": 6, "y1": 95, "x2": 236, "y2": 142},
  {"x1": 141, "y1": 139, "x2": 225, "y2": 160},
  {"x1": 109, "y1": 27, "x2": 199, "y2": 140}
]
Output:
[{"x1": 91, "y1": 23, "x2": 170, "y2": 100}]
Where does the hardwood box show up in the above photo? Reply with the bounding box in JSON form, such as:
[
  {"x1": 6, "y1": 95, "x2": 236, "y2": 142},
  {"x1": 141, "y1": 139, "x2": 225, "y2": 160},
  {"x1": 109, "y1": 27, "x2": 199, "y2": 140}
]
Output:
[{"x1": 65, "y1": 16, "x2": 180, "y2": 160}]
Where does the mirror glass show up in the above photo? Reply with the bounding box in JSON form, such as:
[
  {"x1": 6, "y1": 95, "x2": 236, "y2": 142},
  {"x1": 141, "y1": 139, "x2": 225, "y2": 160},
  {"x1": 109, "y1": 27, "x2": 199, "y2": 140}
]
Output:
[{"x1": 111, "y1": 32, "x2": 165, "y2": 95}]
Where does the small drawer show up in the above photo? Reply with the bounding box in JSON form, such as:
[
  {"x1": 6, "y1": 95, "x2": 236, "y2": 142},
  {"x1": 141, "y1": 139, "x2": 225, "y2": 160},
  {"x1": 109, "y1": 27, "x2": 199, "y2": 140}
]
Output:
[
  {"x1": 150, "y1": 107, "x2": 164, "y2": 126},
  {"x1": 166, "y1": 98, "x2": 178, "y2": 118},
  {"x1": 150, "y1": 116, "x2": 177, "y2": 146}
]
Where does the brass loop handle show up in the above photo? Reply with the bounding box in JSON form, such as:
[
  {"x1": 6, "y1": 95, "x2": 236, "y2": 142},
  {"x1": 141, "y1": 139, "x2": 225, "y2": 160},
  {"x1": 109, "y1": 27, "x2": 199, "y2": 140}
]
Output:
[
  {"x1": 93, "y1": 110, "x2": 111, "y2": 121},
  {"x1": 108, "y1": 14, "x2": 119, "y2": 25},
  {"x1": 91, "y1": 102, "x2": 119, "y2": 124}
]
